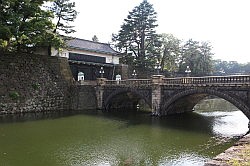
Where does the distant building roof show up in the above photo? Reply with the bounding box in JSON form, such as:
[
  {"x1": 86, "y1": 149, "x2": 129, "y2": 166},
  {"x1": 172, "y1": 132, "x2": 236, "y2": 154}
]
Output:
[{"x1": 66, "y1": 38, "x2": 120, "y2": 56}]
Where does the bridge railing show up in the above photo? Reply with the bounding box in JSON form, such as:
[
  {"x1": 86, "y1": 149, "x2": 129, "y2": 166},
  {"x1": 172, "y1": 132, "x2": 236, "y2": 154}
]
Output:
[
  {"x1": 105, "y1": 79, "x2": 152, "y2": 86},
  {"x1": 163, "y1": 75, "x2": 250, "y2": 85},
  {"x1": 90, "y1": 75, "x2": 250, "y2": 87}
]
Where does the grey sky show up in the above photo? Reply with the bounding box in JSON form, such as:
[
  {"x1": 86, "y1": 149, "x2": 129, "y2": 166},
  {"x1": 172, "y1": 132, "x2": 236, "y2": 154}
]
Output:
[{"x1": 71, "y1": 0, "x2": 250, "y2": 63}]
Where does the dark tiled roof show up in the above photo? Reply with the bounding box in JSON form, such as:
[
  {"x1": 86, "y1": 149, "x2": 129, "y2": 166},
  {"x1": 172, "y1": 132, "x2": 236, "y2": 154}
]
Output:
[{"x1": 66, "y1": 38, "x2": 120, "y2": 56}]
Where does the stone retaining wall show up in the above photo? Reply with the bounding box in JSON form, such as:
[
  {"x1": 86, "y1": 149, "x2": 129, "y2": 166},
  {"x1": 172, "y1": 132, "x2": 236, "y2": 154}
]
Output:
[{"x1": 0, "y1": 53, "x2": 74, "y2": 114}]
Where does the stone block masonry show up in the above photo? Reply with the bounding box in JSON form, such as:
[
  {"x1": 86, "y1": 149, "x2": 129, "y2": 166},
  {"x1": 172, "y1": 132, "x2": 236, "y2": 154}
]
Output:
[
  {"x1": 0, "y1": 52, "x2": 74, "y2": 114},
  {"x1": 70, "y1": 85, "x2": 97, "y2": 110}
]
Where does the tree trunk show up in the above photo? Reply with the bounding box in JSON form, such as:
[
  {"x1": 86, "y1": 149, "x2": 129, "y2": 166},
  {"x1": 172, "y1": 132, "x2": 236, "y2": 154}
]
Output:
[{"x1": 48, "y1": 45, "x2": 51, "y2": 56}]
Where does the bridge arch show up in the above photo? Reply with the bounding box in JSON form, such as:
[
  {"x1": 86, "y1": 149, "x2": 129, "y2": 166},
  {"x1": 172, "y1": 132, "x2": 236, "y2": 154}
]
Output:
[
  {"x1": 103, "y1": 88, "x2": 152, "y2": 111},
  {"x1": 161, "y1": 88, "x2": 250, "y2": 119}
]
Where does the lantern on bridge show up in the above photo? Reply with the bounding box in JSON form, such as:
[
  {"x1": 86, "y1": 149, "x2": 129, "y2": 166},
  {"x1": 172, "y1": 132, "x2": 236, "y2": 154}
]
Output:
[
  {"x1": 78, "y1": 72, "x2": 84, "y2": 81},
  {"x1": 116, "y1": 74, "x2": 121, "y2": 81},
  {"x1": 185, "y1": 66, "x2": 191, "y2": 77}
]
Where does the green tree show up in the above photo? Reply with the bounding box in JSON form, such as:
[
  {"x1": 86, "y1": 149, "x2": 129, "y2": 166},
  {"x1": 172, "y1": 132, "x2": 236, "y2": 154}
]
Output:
[
  {"x1": 113, "y1": 0, "x2": 160, "y2": 69},
  {"x1": 49, "y1": 0, "x2": 78, "y2": 34},
  {"x1": 198, "y1": 41, "x2": 214, "y2": 75},
  {"x1": 214, "y1": 60, "x2": 246, "y2": 75},
  {"x1": 159, "y1": 34, "x2": 181, "y2": 76},
  {"x1": 243, "y1": 63, "x2": 250, "y2": 73},
  {"x1": 179, "y1": 39, "x2": 213, "y2": 76},
  {"x1": 47, "y1": 0, "x2": 77, "y2": 55},
  {"x1": 92, "y1": 35, "x2": 99, "y2": 42},
  {"x1": 0, "y1": 0, "x2": 60, "y2": 52}
]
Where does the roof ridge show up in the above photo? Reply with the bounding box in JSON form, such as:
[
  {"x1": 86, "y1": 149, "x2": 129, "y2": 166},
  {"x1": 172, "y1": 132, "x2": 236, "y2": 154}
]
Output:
[
  {"x1": 70, "y1": 37, "x2": 110, "y2": 45},
  {"x1": 65, "y1": 36, "x2": 121, "y2": 56}
]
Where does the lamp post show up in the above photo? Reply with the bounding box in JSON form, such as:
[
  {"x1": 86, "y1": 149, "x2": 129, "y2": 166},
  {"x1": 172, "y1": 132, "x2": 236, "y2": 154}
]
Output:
[
  {"x1": 154, "y1": 60, "x2": 161, "y2": 75},
  {"x1": 185, "y1": 65, "x2": 191, "y2": 77},
  {"x1": 99, "y1": 67, "x2": 104, "y2": 78},
  {"x1": 132, "y1": 69, "x2": 137, "y2": 79}
]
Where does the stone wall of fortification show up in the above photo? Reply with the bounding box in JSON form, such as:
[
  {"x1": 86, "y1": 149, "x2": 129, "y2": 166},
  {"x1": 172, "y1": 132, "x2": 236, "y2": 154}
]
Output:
[{"x1": 0, "y1": 53, "x2": 74, "y2": 114}]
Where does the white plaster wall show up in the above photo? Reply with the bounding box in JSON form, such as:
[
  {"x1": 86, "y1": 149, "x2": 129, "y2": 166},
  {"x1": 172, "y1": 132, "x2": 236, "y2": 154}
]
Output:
[
  {"x1": 67, "y1": 48, "x2": 120, "y2": 64},
  {"x1": 51, "y1": 48, "x2": 120, "y2": 64},
  {"x1": 51, "y1": 48, "x2": 69, "y2": 58}
]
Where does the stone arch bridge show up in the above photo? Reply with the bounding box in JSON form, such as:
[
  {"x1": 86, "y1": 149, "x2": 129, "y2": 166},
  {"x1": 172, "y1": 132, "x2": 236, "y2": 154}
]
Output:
[{"x1": 80, "y1": 75, "x2": 250, "y2": 120}]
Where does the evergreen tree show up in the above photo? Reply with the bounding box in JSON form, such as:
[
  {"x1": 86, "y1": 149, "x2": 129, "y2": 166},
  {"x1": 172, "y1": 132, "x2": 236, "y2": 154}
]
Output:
[
  {"x1": 159, "y1": 34, "x2": 181, "y2": 76},
  {"x1": 49, "y1": 0, "x2": 78, "y2": 34},
  {"x1": 47, "y1": 0, "x2": 77, "y2": 55},
  {"x1": 113, "y1": 0, "x2": 159, "y2": 69},
  {"x1": 179, "y1": 39, "x2": 213, "y2": 76},
  {"x1": 92, "y1": 35, "x2": 99, "y2": 42},
  {"x1": 0, "y1": 0, "x2": 61, "y2": 52}
]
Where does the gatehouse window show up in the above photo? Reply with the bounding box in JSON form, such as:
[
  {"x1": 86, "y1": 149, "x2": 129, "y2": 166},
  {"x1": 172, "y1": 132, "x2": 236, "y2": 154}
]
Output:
[{"x1": 69, "y1": 53, "x2": 106, "y2": 63}]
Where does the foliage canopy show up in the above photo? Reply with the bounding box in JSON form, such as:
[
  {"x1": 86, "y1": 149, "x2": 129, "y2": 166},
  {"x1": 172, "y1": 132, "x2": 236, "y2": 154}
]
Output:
[
  {"x1": 113, "y1": 0, "x2": 160, "y2": 69},
  {"x1": 0, "y1": 0, "x2": 77, "y2": 53},
  {"x1": 113, "y1": 0, "x2": 214, "y2": 76},
  {"x1": 49, "y1": 0, "x2": 77, "y2": 34}
]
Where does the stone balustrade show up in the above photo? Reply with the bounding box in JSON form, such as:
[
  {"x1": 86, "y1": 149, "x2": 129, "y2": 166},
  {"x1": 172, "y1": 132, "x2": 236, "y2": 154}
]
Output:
[
  {"x1": 163, "y1": 75, "x2": 250, "y2": 85},
  {"x1": 105, "y1": 79, "x2": 152, "y2": 86},
  {"x1": 101, "y1": 75, "x2": 250, "y2": 87}
]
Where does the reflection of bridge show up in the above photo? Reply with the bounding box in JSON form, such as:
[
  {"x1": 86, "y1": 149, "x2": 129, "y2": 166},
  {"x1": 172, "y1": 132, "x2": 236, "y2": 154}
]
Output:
[{"x1": 80, "y1": 75, "x2": 250, "y2": 120}]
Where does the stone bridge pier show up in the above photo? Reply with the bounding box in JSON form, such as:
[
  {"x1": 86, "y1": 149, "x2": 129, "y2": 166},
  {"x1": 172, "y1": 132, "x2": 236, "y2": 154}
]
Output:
[
  {"x1": 95, "y1": 78, "x2": 106, "y2": 110},
  {"x1": 151, "y1": 75, "x2": 164, "y2": 115}
]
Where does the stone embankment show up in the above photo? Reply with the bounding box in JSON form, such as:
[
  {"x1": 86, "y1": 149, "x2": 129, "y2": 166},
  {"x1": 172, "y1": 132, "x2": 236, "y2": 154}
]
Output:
[
  {"x1": 0, "y1": 53, "x2": 74, "y2": 114},
  {"x1": 205, "y1": 134, "x2": 250, "y2": 166}
]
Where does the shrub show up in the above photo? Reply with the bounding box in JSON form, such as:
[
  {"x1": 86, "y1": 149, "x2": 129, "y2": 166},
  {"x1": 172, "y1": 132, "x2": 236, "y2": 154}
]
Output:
[
  {"x1": 32, "y1": 83, "x2": 40, "y2": 90},
  {"x1": 9, "y1": 91, "x2": 20, "y2": 100}
]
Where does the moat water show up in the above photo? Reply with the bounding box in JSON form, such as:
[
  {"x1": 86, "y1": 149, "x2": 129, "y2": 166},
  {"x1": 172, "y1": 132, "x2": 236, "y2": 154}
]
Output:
[{"x1": 0, "y1": 99, "x2": 249, "y2": 166}]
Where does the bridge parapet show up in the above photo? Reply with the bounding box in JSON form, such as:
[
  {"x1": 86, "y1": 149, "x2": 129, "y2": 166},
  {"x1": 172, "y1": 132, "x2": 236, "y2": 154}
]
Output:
[
  {"x1": 79, "y1": 75, "x2": 250, "y2": 87},
  {"x1": 163, "y1": 75, "x2": 250, "y2": 86},
  {"x1": 105, "y1": 79, "x2": 152, "y2": 87}
]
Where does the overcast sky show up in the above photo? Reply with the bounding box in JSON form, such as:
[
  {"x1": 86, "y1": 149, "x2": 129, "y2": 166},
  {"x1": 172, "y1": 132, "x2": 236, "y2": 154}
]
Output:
[{"x1": 70, "y1": 0, "x2": 250, "y2": 63}]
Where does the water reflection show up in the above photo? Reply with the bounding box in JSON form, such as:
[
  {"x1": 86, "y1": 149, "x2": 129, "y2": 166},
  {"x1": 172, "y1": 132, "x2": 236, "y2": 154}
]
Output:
[
  {"x1": 102, "y1": 111, "x2": 224, "y2": 135},
  {"x1": 200, "y1": 111, "x2": 249, "y2": 137},
  {"x1": 195, "y1": 98, "x2": 249, "y2": 137},
  {"x1": 0, "y1": 111, "x2": 84, "y2": 123},
  {"x1": 0, "y1": 99, "x2": 249, "y2": 166},
  {"x1": 159, "y1": 153, "x2": 206, "y2": 166},
  {"x1": 51, "y1": 111, "x2": 248, "y2": 166}
]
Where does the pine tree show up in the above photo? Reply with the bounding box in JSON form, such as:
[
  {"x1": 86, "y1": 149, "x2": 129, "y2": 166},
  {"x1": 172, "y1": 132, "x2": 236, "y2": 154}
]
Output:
[
  {"x1": 92, "y1": 35, "x2": 99, "y2": 42},
  {"x1": 113, "y1": 0, "x2": 159, "y2": 69},
  {"x1": 50, "y1": 0, "x2": 78, "y2": 34},
  {"x1": 47, "y1": 0, "x2": 78, "y2": 55}
]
